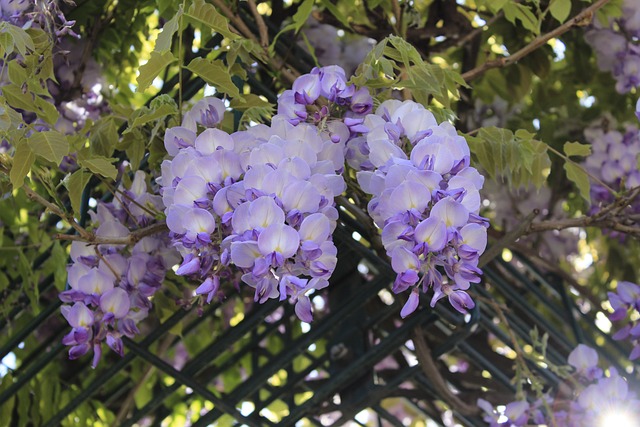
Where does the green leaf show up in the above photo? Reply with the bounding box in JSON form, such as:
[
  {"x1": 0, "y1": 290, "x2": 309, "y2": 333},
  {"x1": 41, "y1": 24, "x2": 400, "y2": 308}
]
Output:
[
  {"x1": 549, "y1": 0, "x2": 572, "y2": 23},
  {"x1": 10, "y1": 141, "x2": 34, "y2": 188},
  {"x1": 564, "y1": 162, "x2": 591, "y2": 204},
  {"x1": 503, "y1": 3, "x2": 540, "y2": 34},
  {"x1": 33, "y1": 96, "x2": 59, "y2": 125},
  {"x1": 1, "y1": 22, "x2": 34, "y2": 56},
  {"x1": 136, "y1": 51, "x2": 177, "y2": 93},
  {"x1": 185, "y1": 58, "x2": 242, "y2": 99},
  {"x1": 467, "y1": 127, "x2": 550, "y2": 189},
  {"x1": 269, "y1": 0, "x2": 315, "y2": 54},
  {"x1": 90, "y1": 118, "x2": 119, "y2": 157},
  {"x1": 126, "y1": 103, "x2": 178, "y2": 131},
  {"x1": 154, "y1": 6, "x2": 182, "y2": 53},
  {"x1": 185, "y1": 0, "x2": 239, "y2": 40},
  {"x1": 7, "y1": 61, "x2": 27, "y2": 86},
  {"x1": 319, "y1": 0, "x2": 351, "y2": 28},
  {"x1": 27, "y1": 131, "x2": 69, "y2": 165},
  {"x1": 78, "y1": 156, "x2": 118, "y2": 180},
  {"x1": 563, "y1": 141, "x2": 591, "y2": 158},
  {"x1": 65, "y1": 170, "x2": 91, "y2": 215}
]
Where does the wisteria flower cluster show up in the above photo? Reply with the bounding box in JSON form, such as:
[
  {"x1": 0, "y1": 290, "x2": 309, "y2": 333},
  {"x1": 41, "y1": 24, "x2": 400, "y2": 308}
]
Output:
[
  {"x1": 0, "y1": 0, "x2": 79, "y2": 40},
  {"x1": 608, "y1": 281, "x2": 640, "y2": 360},
  {"x1": 478, "y1": 344, "x2": 640, "y2": 426},
  {"x1": 59, "y1": 172, "x2": 178, "y2": 367},
  {"x1": 355, "y1": 100, "x2": 489, "y2": 317},
  {"x1": 583, "y1": 116, "x2": 640, "y2": 216},
  {"x1": 159, "y1": 82, "x2": 359, "y2": 321},
  {"x1": 585, "y1": 0, "x2": 640, "y2": 93}
]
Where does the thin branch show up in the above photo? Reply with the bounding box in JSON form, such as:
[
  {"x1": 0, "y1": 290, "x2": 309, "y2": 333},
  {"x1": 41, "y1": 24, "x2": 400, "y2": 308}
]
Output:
[
  {"x1": 210, "y1": 0, "x2": 297, "y2": 83},
  {"x1": 412, "y1": 325, "x2": 480, "y2": 416},
  {"x1": 479, "y1": 209, "x2": 539, "y2": 268},
  {"x1": 247, "y1": 0, "x2": 269, "y2": 48},
  {"x1": 545, "y1": 144, "x2": 617, "y2": 196},
  {"x1": 21, "y1": 184, "x2": 93, "y2": 241},
  {"x1": 56, "y1": 222, "x2": 168, "y2": 246},
  {"x1": 462, "y1": 0, "x2": 611, "y2": 82}
]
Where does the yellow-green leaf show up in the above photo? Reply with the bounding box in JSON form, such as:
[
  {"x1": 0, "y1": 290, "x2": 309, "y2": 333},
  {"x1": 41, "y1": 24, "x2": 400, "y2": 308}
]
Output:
[
  {"x1": 564, "y1": 162, "x2": 591, "y2": 204},
  {"x1": 549, "y1": 0, "x2": 571, "y2": 23},
  {"x1": 27, "y1": 131, "x2": 68, "y2": 165},
  {"x1": 136, "y1": 51, "x2": 177, "y2": 93},
  {"x1": 10, "y1": 141, "x2": 34, "y2": 188},
  {"x1": 185, "y1": 58, "x2": 242, "y2": 99},
  {"x1": 185, "y1": 0, "x2": 239, "y2": 40},
  {"x1": 79, "y1": 156, "x2": 118, "y2": 180},
  {"x1": 154, "y1": 7, "x2": 182, "y2": 53},
  {"x1": 126, "y1": 103, "x2": 178, "y2": 132},
  {"x1": 65, "y1": 170, "x2": 92, "y2": 215},
  {"x1": 563, "y1": 141, "x2": 591, "y2": 158}
]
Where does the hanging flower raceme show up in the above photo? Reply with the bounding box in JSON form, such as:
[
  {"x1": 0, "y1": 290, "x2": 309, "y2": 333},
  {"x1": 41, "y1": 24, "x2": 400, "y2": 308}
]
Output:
[
  {"x1": 59, "y1": 171, "x2": 178, "y2": 367},
  {"x1": 608, "y1": 281, "x2": 640, "y2": 360},
  {"x1": 159, "y1": 91, "x2": 350, "y2": 321},
  {"x1": 354, "y1": 100, "x2": 489, "y2": 317},
  {"x1": 583, "y1": 110, "x2": 640, "y2": 235},
  {"x1": 478, "y1": 344, "x2": 640, "y2": 426},
  {"x1": 585, "y1": 0, "x2": 640, "y2": 93}
]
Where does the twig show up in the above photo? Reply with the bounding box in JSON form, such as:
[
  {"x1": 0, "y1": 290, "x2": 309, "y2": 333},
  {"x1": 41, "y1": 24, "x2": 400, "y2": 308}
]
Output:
[
  {"x1": 479, "y1": 209, "x2": 539, "y2": 268},
  {"x1": 545, "y1": 144, "x2": 617, "y2": 196},
  {"x1": 210, "y1": 0, "x2": 297, "y2": 83},
  {"x1": 56, "y1": 222, "x2": 168, "y2": 246},
  {"x1": 391, "y1": 0, "x2": 403, "y2": 37},
  {"x1": 247, "y1": 0, "x2": 269, "y2": 48},
  {"x1": 461, "y1": 0, "x2": 611, "y2": 82},
  {"x1": 411, "y1": 325, "x2": 480, "y2": 416},
  {"x1": 21, "y1": 184, "x2": 93, "y2": 241}
]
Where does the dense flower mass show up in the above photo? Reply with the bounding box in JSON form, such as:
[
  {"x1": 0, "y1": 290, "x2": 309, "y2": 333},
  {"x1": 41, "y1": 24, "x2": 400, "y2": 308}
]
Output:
[
  {"x1": 354, "y1": 100, "x2": 489, "y2": 316},
  {"x1": 59, "y1": 172, "x2": 178, "y2": 367},
  {"x1": 583, "y1": 115, "x2": 640, "y2": 221},
  {"x1": 478, "y1": 344, "x2": 640, "y2": 426},
  {"x1": 159, "y1": 65, "x2": 488, "y2": 320},
  {"x1": 608, "y1": 281, "x2": 640, "y2": 360},
  {"x1": 585, "y1": 0, "x2": 640, "y2": 93},
  {"x1": 159, "y1": 83, "x2": 356, "y2": 321}
]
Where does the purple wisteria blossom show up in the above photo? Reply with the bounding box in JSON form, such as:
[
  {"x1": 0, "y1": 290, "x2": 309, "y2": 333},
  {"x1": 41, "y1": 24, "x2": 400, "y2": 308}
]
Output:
[
  {"x1": 354, "y1": 99, "x2": 489, "y2": 316},
  {"x1": 59, "y1": 171, "x2": 178, "y2": 367},
  {"x1": 159, "y1": 86, "x2": 351, "y2": 321},
  {"x1": 608, "y1": 281, "x2": 640, "y2": 360},
  {"x1": 583, "y1": 107, "x2": 640, "y2": 238},
  {"x1": 479, "y1": 344, "x2": 640, "y2": 426},
  {"x1": 585, "y1": 0, "x2": 640, "y2": 93}
]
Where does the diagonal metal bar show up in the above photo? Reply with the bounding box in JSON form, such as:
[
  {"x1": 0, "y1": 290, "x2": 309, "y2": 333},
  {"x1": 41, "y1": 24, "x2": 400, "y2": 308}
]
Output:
[
  {"x1": 41, "y1": 306, "x2": 192, "y2": 427},
  {"x1": 122, "y1": 337, "x2": 265, "y2": 427}
]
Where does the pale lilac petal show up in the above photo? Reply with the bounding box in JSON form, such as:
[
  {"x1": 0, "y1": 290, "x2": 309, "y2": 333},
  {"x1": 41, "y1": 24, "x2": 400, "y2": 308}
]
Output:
[
  {"x1": 257, "y1": 224, "x2": 300, "y2": 259},
  {"x1": 400, "y1": 289, "x2": 420, "y2": 318},
  {"x1": 431, "y1": 197, "x2": 469, "y2": 228},
  {"x1": 282, "y1": 181, "x2": 322, "y2": 213},
  {"x1": 194, "y1": 128, "x2": 234, "y2": 154},
  {"x1": 62, "y1": 302, "x2": 94, "y2": 328},
  {"x1": 77, "y1": 268, "x2": 115, "y2": 295},
  {"x1": 299, "y1": 213, "x2": 331, "y2": 243},
  {"x1": 390, "y1": 247, "x2": 420, "y2": 274},
  {"x1": 100, "y1": 288, "x2": 131, "y2": 319},
  {"x1": 414, "y1": 217, "x2": 447, "y2": 252},
  {"x1": 295, "y1": 295, "x2": 314, "y2": 322},
  {"x1": 230, "y1": 241, "x2": 261, "y2": 268},
  {"x1": 459, "y1": 223, "x2": 487, "y2": 253}
]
